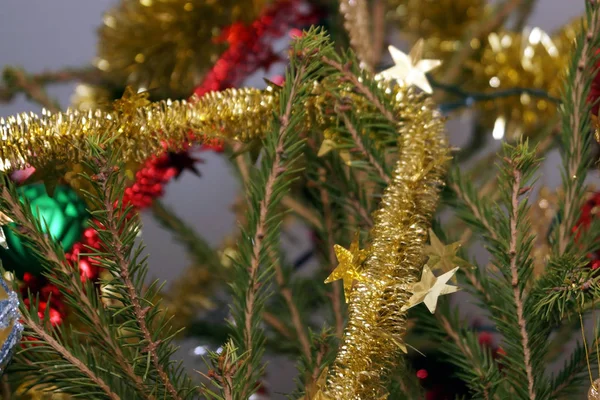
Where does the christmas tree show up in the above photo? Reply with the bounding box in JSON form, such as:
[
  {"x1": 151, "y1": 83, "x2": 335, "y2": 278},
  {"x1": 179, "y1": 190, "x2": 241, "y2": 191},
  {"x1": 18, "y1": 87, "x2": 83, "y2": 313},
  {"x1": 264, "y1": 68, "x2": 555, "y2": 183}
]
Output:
[{"x1": 0, "y1": 0, "x2": 599, "y2": 398}]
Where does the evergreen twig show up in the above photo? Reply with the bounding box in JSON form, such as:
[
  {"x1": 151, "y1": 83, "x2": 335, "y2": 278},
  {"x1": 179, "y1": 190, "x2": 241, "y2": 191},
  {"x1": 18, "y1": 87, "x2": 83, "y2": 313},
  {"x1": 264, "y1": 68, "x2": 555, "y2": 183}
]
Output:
[
  {"x1": 22, "y1": 314, "x2": 121, "y2": 400},
  {"x1": 0, "y1": 184, "x2": 155, "y2": 399},
  {"x1": 271, "y1": 250, "x2": 312, "y2": 362},
  {"x1": 338, "y1": 111, "x2": 391, "y2": 184},
  {"x1": 318, "y1": 168, "x2": 344, "y2": 337},
  {"x1": 239, "y1": 68, "x2": 304, "y2": 395},
  {"x1": 90, "y1": 177, "x2": 184, "y2": 399},
  {"x1": 554, "y1": 2, "x2": 600, "y2": 256},
  {"x1": 321, "y1": 56, "x2": 397, "y2": 124},
  {"x1": 507, "y1": 158, "x2": 535, "y2": 399},
  {"x1": 1, "y1": 68, "x2": 62, "y2": 112}
]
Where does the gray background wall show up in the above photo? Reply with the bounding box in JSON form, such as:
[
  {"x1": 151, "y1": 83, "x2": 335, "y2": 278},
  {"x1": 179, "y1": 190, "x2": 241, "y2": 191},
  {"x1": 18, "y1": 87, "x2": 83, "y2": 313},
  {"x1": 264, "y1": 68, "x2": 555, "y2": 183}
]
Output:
[{"x1": 0, "y1": 0, "x2": 591, "y2": 397}]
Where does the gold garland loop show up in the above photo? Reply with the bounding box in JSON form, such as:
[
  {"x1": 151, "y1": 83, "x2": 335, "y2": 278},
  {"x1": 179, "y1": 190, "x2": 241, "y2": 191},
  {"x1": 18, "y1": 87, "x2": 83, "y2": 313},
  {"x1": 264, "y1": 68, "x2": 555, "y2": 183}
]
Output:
[{"x1": 0, "y1": 76, "x2": 448, "y2": 398}]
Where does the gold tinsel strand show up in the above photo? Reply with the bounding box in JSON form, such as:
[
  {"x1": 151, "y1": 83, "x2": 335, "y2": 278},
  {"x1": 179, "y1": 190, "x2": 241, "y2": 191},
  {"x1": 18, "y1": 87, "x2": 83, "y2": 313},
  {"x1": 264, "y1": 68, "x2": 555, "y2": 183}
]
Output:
[
  {"x1": 340, "y1": 0, "x2": 374, "y2": 69},
  {"x1": 96, "y1": 0, "x2": 268, "y2": 98},
  {"x1": 323, "y1": 88, "x2": 449, "y2": 399},
  {"x1": 0, "y1": 87, "x2": 276, "y2": 172}
]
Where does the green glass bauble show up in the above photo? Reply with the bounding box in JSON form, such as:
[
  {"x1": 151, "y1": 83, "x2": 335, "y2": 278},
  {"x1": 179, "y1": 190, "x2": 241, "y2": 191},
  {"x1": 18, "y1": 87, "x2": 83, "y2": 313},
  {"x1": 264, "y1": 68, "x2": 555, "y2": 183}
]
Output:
[{"x1": 0, "y1": 184, "x2": 88, "y2": 277}]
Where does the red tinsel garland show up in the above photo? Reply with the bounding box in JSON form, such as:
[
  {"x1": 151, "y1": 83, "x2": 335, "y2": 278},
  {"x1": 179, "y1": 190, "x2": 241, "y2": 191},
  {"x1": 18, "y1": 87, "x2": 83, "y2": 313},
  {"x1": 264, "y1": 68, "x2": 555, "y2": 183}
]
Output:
[{"x1": 22, "y1": 0, "x2": 319, "y2": 325}]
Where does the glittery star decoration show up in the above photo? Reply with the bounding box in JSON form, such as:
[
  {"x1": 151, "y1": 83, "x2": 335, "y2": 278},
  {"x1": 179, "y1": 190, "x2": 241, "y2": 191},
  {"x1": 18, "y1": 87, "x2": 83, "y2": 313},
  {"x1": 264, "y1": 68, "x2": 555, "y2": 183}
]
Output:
[
  {"x1": 305, "y1": 369, "x2": 331, "y2": 400},
  {"x1": 424, "y1": 229, "x2": 469, "y2": 277},
  {"x1": 378, "y1": 40, "x2": 442, "y2": 94},
  {"x1": 317, "y1": 139, "x2": 352, "y2": 164},
  {"x1": 325, "y1": 237, "x2": 368, "y2": 303},
  {"x1": 0, "y1": 212, "x2": 13, "y2": 250},
  {"x1": 401, "y1": 265, "x2": 459, "y2": 314}
]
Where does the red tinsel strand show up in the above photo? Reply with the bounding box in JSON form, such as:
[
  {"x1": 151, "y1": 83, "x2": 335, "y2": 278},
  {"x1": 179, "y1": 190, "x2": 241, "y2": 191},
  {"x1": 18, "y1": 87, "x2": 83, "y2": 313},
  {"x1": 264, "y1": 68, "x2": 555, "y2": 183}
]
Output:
[{"x1": 194, "y1": 0, "x2": 319, "y2": 98}]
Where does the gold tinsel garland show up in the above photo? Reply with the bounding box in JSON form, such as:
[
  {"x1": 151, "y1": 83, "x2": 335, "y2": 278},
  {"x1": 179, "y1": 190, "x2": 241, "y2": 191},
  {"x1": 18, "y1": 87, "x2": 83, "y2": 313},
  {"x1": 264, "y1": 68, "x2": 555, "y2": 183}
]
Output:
[
  {"x1": 96, "y1": 0, "x2": 268, "y2": 98},
  {"x1": 0, "y1": 87, "x2": 276, "y2": 172},
  {"x1": 321, "y1": 89, "x2": 449, "y2": 399},
  {"x1": 0, "y1": 77, "x2": 447, "y2": 398},
  {"x1": 339, "y1": 0, "x2": 375, "y2": 69}
]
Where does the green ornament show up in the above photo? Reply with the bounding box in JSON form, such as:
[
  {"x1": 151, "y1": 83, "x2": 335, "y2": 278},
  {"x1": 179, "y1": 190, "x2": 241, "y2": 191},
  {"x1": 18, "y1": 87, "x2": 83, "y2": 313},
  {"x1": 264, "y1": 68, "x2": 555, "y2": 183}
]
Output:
[{"x1": 0, "y1": 184, "x2": 88, "y2": 277}]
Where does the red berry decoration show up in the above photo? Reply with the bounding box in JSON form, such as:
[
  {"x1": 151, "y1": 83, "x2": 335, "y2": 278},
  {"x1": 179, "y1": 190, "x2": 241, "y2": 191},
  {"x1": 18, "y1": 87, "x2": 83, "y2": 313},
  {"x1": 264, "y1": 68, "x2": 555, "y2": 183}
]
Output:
[{"x1": 416, "y1": 369, "x2": 429, "y2": 379}]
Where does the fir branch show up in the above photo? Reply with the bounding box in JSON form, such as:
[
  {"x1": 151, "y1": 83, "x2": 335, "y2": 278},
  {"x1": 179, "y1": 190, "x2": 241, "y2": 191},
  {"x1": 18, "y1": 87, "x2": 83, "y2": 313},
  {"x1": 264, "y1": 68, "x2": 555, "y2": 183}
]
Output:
[
  {"x1": 281, "y1": 196, "x2": 323, "y2": 230},
  {"x1": 263, "y1": 311, "x2": 293, "y2": 339},
  {"x1": 320, "y1": 56, "x2": 397, "y2": 124},
  {"x1": 239, "y1": 67, "x2": 304, "y2": 396},
  {"x1": 230, "y1": 141, "x2": 316, "y2": 347},
  {"x1": 271, "y1": 251, "x2": 312, "y2": 362},
  {"x1": 76, "y1": 144, "x2": 195, "y2": 399},
  {"x1": 338, "y1": 111, "x2": 391, "y2": 184},
  {"x1": 21, "y1": 314, "x2": 121, "y2": 400},
  {"x1": 436, "y1": 314, "x2": 501, "y2": 399},
  {"x1": 1, "y1": 67, "x2": 62, "y2": 112},
  {"x1": 319, "y1": 168, "x2": 344, "y2": 337},
  {"x1": 0, "y1": 185, "x2": 153, "y2": 399},
  {"x1": 450, "y1": 178, "x2": 497, "y2": 241},
  {"x1": 225, "y1": 29, "x2": 331, "y2": 398},
  {"x1": 0, "y1": 66, "x2": 100, "y2": 104},
  {"x1": 554, "y1": 1, "x2": 600, "y2": 256},
  {"x1": 347, "y1": 195, "x2": 373, "y2": 228},
  {"x1": 417, "y1": 306, "x2": 502, "y2": 399},
  {"x1": 507, "y1": 161, "x2": 535, "y2": 400},
  {"x1": 551, "y1": 339, "x2": 596, "y2": 399},
  {"x1": 99, "y1": 187, "x2": 183, "y2": 400}
]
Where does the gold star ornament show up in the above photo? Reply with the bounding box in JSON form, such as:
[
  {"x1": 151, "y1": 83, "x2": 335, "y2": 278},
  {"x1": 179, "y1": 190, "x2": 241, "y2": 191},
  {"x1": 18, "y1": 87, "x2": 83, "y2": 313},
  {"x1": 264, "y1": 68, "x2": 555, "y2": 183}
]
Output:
[
  {"x1": 304, "y1": 368, "x2": 331, "y2": 400},
  {"x1": 424, "y1": 229, "x2": 470, "y2": 275},
  {"x1": 377, "y1": 40, "x2": 442, "y2": 94},
  {"x1": 401, "y1": 265, "x2": 459, "y2": 314},
  {"x1": 325, "y1": 238, "x2": 367, "y2": 303}
]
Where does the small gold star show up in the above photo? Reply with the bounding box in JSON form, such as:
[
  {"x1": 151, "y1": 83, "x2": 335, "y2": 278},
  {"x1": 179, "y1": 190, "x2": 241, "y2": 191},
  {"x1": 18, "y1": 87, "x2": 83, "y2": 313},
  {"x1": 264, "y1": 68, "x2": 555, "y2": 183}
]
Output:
[
  {"x1": 378, "y1": 40, "x2": 442, "y2": 94},
  {"x1": 424, "y1": 229, "x2": 468, "y2": 276},
  {"x1": 401, "y1": 265, "x2": 459, "y2": 314},
  {"x1": 325, "y1": 237, "x2": 367, "y2": 303},
  {"x1": 304, "y1": 368, "x2": 331, "y2": 400},
  {"x1": 318, "y1": 139, "x2": 352, "y2": 164}
]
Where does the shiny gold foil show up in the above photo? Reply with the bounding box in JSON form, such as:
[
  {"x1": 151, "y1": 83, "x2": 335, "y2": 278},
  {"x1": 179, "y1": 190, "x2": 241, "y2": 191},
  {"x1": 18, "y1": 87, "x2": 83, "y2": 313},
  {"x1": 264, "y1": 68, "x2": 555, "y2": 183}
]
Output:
[
  {"x1": 322, "y1": 88, "x2": 449, "y2": 399},
  {"x1": 340, "y1": 0, "x2": 374, "y2": 68},
  {"x1": 0, "y1": 88, "x2": 276, "y2": 172},
  {"x1": 465, "y1": 28, "x2": 573, "y2": 139},
  {"x1": 96, "y1": 0, "x2": 268, "y2": 98}
]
